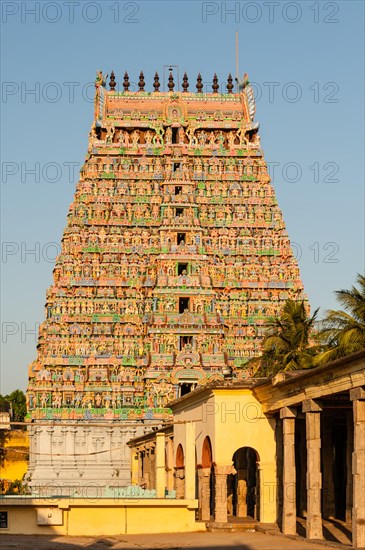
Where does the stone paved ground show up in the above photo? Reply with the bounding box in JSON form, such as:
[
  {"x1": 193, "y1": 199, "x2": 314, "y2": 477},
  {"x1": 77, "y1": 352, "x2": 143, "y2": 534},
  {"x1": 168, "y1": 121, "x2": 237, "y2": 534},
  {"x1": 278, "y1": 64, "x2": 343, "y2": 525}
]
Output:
[{"x1": 0, "y1": 532, "x2": 348, "y2": 550}]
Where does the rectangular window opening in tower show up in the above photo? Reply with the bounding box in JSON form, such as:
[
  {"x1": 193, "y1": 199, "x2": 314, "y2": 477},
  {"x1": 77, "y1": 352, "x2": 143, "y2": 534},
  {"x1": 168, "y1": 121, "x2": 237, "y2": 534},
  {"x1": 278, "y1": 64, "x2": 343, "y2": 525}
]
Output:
[
  {"x1": 180, "y1": 335, "x2": 193, "y2": 350},
  {"x1": 177, "y1": 233, "x2": 186, "y2": 245},
  {"x1": 172, "y1": 128, "x2": 178, "y2": 144},
  {"x1": 173, "y1": 162, "x2": 181, "y2": 172},
  {"x1": 176, "y1": 207, "x2": 183, "y2": 217},
  {"x1": 179, "y1": 297, "x2": 190, "y2": 314},
  {"x1": 178, "y1": 262, "x2": 188, "y2": 275},
  {"x1": 180, "y1": 383, "x2": 193, "y2": 397},
  {"x1": 175, "y1": 186, "x2": 182, "y2": 195}
]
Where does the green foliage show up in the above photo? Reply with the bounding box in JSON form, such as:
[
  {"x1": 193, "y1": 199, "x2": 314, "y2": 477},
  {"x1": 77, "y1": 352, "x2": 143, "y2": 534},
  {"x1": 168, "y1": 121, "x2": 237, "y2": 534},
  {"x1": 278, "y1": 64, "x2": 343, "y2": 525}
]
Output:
[
  {"x1": 0, "y1": 390, "x2": 27, "y2": 424},
  {"x1": 251, "y1": 300, "x2": 319, "y2": 377},
  {"x1": 316, "y1": 273, "x2": 365, "y2": 365},
  {"x1": 0, "y1": 431, "x2": 9, "y2": 466},
  {"x1": 4, "y1": 478, "x2": 30, "y2": 495}
]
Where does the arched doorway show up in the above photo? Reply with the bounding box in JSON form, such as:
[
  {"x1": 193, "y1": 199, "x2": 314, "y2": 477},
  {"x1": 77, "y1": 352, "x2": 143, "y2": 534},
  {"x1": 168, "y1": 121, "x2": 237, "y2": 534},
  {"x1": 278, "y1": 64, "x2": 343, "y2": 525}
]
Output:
[
  {"x1": 229, "y1": 447, "x2": 260, "y2": 520},
  {"x1": 175, "y1": 444, "x2": 185, "y2": 498},
  {"x1": 202, "y1": 436, "x2": 212, "y2": 468},
  {"x1": 198, "y1": 436, "x2": 214, "y2": 520},
  {"x1": 176, "y1": 444, "x2": 184, "y2": 468}
]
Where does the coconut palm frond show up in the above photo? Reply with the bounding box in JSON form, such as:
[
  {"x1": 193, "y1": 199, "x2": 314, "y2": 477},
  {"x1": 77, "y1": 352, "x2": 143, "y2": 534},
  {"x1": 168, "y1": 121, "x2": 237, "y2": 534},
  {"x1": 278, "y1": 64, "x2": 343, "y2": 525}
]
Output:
[
  {"x1": 317, "y1": 274, "x2": 365, "y2": 364},
  {"x1": 254, "y1": 300, "x2": 317, "y2": 377}
]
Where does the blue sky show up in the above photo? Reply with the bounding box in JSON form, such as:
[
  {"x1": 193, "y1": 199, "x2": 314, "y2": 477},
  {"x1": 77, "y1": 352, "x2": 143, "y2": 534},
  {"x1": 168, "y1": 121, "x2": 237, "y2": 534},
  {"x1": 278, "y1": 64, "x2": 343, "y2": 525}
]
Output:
[{"x1": 1, "y1": 0, "x2": 364, "y2": 393}]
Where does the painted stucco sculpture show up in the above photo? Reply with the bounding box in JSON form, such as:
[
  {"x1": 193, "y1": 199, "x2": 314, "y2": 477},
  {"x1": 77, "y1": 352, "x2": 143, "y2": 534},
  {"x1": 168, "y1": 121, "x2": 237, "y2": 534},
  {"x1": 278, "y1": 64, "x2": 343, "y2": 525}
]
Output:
[{"x1": 26, "y1": 70, "x2": 305, "y2": 492}]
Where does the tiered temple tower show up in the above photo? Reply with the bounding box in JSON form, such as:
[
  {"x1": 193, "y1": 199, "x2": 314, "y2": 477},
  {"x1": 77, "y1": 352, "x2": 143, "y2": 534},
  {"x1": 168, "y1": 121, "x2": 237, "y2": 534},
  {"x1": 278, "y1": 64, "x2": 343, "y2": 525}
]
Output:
[{"x1": 26, "y1": 69, "x2": 306, "y2": 493}]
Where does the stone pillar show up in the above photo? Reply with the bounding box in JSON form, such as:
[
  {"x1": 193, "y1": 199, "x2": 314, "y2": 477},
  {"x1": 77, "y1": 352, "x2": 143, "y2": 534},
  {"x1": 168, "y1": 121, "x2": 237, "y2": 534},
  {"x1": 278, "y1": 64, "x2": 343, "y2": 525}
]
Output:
[
  {"x1": 234, "y1": 449, "x2": 248, "y2": 518},
  {"x1": 130, "y1": 449, "x2": 139, "y2": 485},
  {"x1": 46, "y1": 427, "x2": 54, "y2": 468},
  {"x1": 275, "y1": 419, "x2": 284, "y2": 527},
  {"x1": 350, "y1": 387, "x2": 365, "y2": 549},
  {"x1": 214, "y1": 464, "x2": 236, "y2": 523},
  {"x1": 345, "y1": 410, "x2": 353, "y2": 523},
  {"x1": 321, "y1": 416, "x2": 335, "y2": 519},
  {"x1": 138, "y1": 449, "x2": 144, "y2": 486},
  {"x1": 280, "y1": 406, "x2": 297, "y2": 535},
  {"x1": 166, "y1": 437, "x2": 174, "y2": 492},
  {"x1": 227, "y1": 473, "x2": 235, "y2": 517},
  {"x1": 185, "y1": 422, "x2": 195, "y2": 500},
  {"x1": 155, "y1": 432, "x2": 165, "y2": 498},
  {"x1": 197, "y1": 467, "x2": 211, "y2": 521},
  {"x1": 298, "y1": 421, "x2": 307, "y2": 517},
  {"x1": 83, "y1": 427, "x2": 91, "y2": 469},
  {"x1": 175, "y1": 468, "x2": 185, "y2": 498},
  {"x1": 236, "y1": 468, "x2": 248, "y2": 517},
  {"x1": 144, "y1": 447, "x2": 152, "y2": 489},
  {"x1": 149, "y1": 445, "x2": 156, "y2": 489},
  {"x1": 40, "y1": 425, "x2": 52, "y2": 468},
  {"x1": 303, "y1": 399, "x2": 323, "y2": 541}
]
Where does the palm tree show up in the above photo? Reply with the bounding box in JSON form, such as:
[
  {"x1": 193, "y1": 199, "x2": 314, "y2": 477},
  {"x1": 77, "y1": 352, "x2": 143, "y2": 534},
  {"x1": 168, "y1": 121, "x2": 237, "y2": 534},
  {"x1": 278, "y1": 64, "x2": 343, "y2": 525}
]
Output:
[
  {"x1": 316, "y1": 274, "x2": 365, "y2": 364},
  {"x1": 251, "y1": 300, "x2": 319, "y2": 377}
]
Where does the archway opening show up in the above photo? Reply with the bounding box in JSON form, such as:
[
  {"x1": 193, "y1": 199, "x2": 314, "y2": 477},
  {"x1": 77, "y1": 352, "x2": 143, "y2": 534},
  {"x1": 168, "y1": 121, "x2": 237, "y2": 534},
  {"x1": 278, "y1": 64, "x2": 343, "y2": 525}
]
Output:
[
  {"x1": 176, "y1": 444, "x2": 184, "y2": 468},
  {"x1": 230, "y1": 446, "x2": 260, "y2": 520},
  {"x1": 202, "y1": 436, "x2": 213, "y2": 468},
  {"x1": 175, "y1": 444, "x2": 185, "y2": 499},
  {"x1": 201, "y1": 436, "x2": 215, "y2": 518}
]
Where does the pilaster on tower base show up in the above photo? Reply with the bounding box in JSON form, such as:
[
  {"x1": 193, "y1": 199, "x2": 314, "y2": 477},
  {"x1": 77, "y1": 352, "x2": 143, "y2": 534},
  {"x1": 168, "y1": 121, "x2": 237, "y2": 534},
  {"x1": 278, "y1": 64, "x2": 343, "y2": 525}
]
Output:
[{"x1": 26, "y1": 421, "x2": 159, "y2": 496}]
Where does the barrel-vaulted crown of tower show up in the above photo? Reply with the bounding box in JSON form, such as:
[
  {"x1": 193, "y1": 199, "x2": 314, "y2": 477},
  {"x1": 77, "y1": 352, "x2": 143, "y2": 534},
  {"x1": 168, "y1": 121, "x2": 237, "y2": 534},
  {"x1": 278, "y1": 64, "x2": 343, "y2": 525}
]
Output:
[{"x1": 26, "y1": 69, "x2": 305, "y2": 423}]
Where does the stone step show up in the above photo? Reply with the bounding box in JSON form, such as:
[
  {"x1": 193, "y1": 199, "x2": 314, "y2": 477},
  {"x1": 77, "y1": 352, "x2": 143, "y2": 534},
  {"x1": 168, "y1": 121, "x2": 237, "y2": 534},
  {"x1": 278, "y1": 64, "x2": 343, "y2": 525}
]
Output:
[{"x1": 206, "y1": 518, "x2": 258, "y2": 532}]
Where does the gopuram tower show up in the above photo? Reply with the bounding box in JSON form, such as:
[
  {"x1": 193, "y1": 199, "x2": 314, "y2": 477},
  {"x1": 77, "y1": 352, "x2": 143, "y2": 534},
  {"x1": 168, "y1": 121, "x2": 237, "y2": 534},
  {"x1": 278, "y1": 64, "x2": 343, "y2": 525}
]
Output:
[{"x1": 26, "y1": 69, "x2": 305, "y2": 493}]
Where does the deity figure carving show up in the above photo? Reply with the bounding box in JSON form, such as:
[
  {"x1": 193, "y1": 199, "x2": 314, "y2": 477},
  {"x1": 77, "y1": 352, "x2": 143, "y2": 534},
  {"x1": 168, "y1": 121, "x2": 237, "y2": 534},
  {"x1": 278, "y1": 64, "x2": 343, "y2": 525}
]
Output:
[
  {"x1": 165, "y1": 127, "x2": 172, "y2": 145},
  {"x1": 27, "y1": 71, "x2": 305, "y2": 441},
  {"x1": 145, "y1": 130, "x2": 153, "y2": 145},
  {"x1": 131, "y1": 130, "x2": 140, "y2": 148},
  {"x1": 152, "y1": 127, "x2": 164, "y2": 145},
  {"x1": 105, "y1": 121, "x2": 115, "y2": 144}
]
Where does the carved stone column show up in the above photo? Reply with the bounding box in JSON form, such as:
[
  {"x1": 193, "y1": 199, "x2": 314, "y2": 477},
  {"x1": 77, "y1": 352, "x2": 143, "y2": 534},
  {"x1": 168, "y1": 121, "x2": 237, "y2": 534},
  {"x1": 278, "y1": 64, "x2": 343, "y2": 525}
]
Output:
[
  {"x1": 197, "y1": 467, "x2": 211, "y2": 521},
  {"x1": 214, "y1": 464, "x2": 236, "y2": 523},
  {"x1": 235, "y1": 449, "x2": 248, "y2": 517},
  {"x1": 137, "y1": 449, "x2": 143, "y2": 486},
  {"x1": 174, "y1": 468, "x2": 185, "y2": 499},
  {"x1": 46, "y1": 426, "x2": 54, "y2": 468},
  {"x1": 303, "y1": 399, "x2": 323, "y2": 541},
  {"x1": 155, "y1": 432, "x2": 165, "y2": 498},
  {"x1": 350, "y1": 387, "x2": 365, "y2": 549},
  {"x1": 144, "y1": 446, "x2": 152, "y2": 489},
  {"x1": 298, "y1": 421, "x2": 307, "y2": 517},
  {"x1": 236, "y1": 469, "x2": 248, "y2": 517},
  {"x1": 345, "y1": 410, "x2": 353, "y2": 523},
  {"x1": 321, "y1": 416, "x2": 335, "y2": 519},
  {"x1": 227, "y1": 473, "x2": 234, "y2": 517},
  {"x1": 130, "y1": 448, "x2": 138, "y2": 485},
  {"x1": 149, "y1": 444, "x2": 156, "y2": 489},
  {"x1": 185, "y1": 422, "x2": 195, "y2": 500},
  {"x1": 280, "y1": 406, "x2": 297, "y2": 535},
  {"x1": 166, "y1": 436, "x2": 174, "y2": 492}
]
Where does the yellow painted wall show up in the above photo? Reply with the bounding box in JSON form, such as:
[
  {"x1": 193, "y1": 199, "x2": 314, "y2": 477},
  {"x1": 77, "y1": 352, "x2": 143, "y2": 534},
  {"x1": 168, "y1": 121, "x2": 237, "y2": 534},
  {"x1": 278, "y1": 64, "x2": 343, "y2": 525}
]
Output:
[
  {"x1": 173, "y1": 393, "x2": 216, "y2": 467},
  {"x1": 172, "y1": 388, "x2": 278, "y2": 523},
  {"x1": 0, "y1": 499, "x2": 203, "y2": 535},
  {"x1": 67, "y1": 505, "x2": 126, "y2": 536},
  {"x1": 213, "y1": 390, "x2": 277, "y2": 523},
  {"x1": 1, "y1": 430, "x2": 29, "y2": 484},
  {"x1": 213, "y1": 390, "x2": 276, "y2": 464},
  {"x1": 124, "y1": 505, "x2": 199, "y2": 534}
]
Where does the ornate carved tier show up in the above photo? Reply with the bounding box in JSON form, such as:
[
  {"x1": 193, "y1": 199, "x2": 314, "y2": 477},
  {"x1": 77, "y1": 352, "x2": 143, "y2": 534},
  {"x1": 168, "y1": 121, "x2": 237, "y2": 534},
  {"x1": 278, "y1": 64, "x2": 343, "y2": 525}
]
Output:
[{"x1": 26, "y1": 69, "x2": 306, "y2": 491}]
